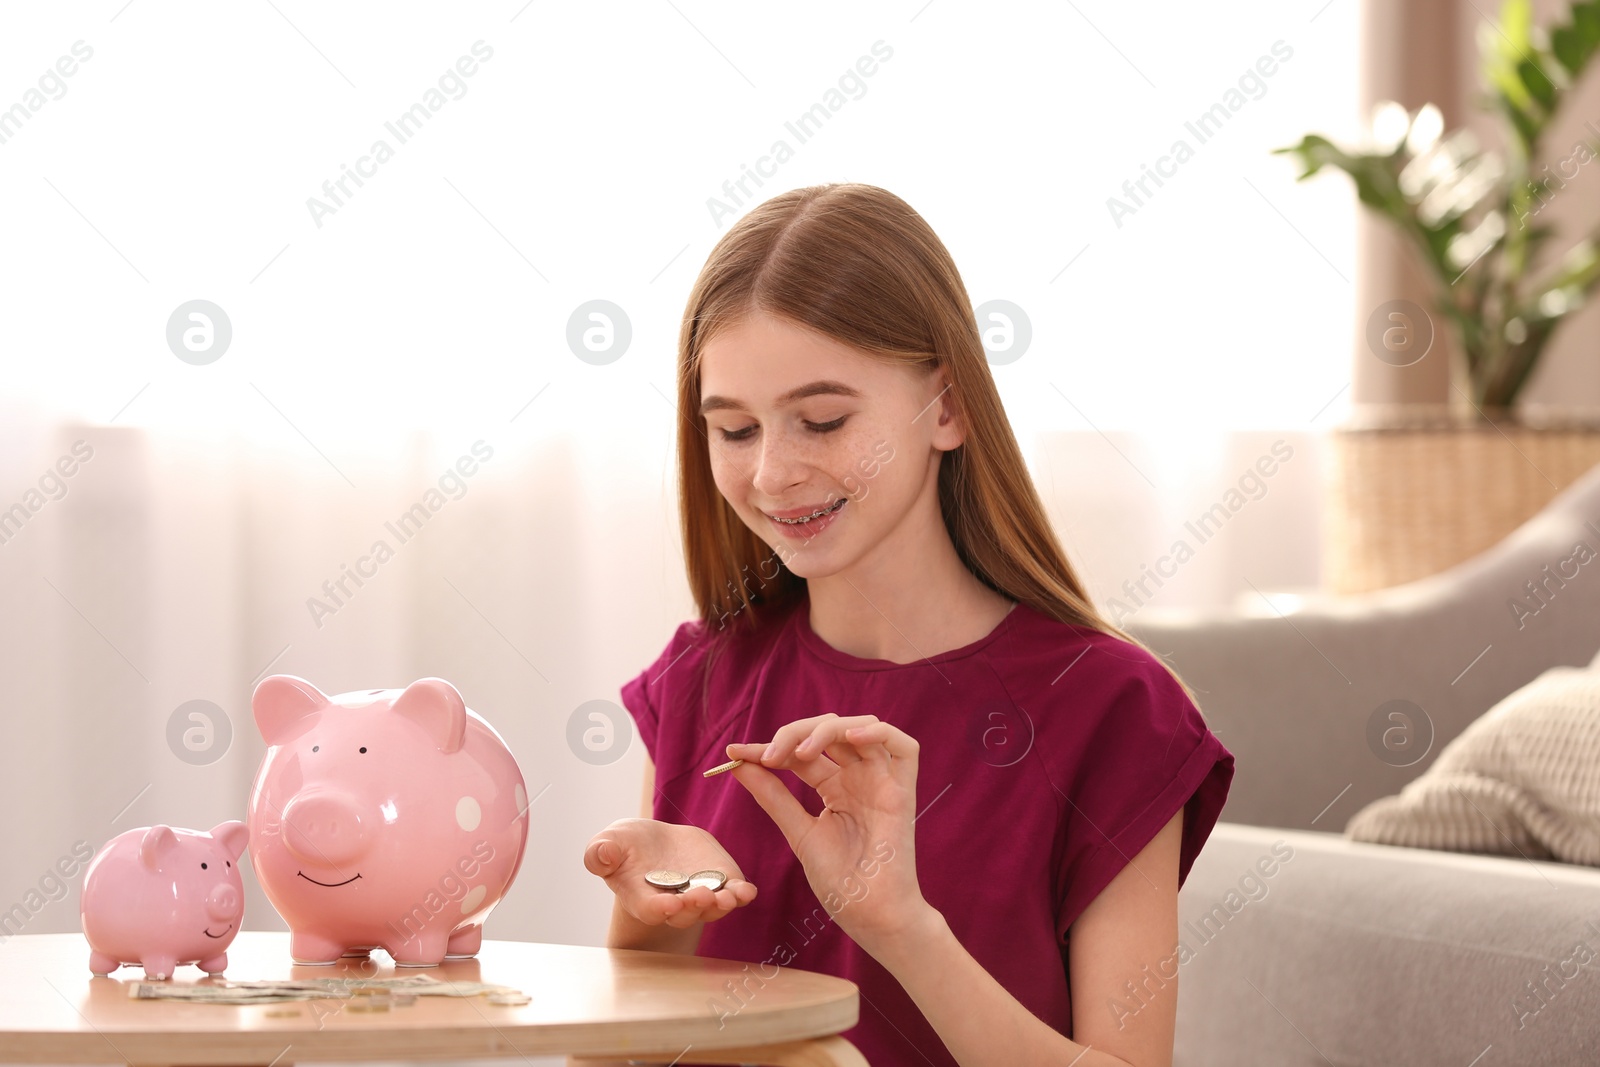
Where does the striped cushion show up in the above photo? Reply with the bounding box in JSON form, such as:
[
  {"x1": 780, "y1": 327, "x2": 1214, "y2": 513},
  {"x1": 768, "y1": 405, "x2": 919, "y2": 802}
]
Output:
[{"x1": 1345, "y1": 651, "x2": 1600, "y2": 865}]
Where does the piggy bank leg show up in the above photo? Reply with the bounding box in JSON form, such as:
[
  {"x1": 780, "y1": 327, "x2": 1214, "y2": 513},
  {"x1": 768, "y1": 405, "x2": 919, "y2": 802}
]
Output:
[
  {"x1": 389, "y1": 932, "x2": 450, "y2": 968},
  {"x1": 444, "y1": 925, "x2": 482, "y2": 959},
  {"x1": 290, "y1": 931, "x2": 346, "y2": 965},
  {"x1": 88, "y1": 951, "x2": 120, "y2": 976},
  {"x1": 141, "y1": 955, "x2": 178, "y2": 981},
  {"x1": 198, "y1": 952, "x2": 228, "y2": 975}
]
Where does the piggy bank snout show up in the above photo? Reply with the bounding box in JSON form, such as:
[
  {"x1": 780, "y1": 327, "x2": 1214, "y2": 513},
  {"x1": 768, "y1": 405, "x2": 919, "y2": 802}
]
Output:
[
  {"x1": 280, "y1": 791, "x2": 370, "y2": 866},
  {"x1": 207, "y1": 882, "x2": 241, "y2": 921}
]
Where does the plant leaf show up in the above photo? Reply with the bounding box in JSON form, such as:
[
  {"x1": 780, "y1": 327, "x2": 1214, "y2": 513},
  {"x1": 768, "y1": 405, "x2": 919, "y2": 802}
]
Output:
[
  {"x1": 1482, "y1": 0, "x2": 1547, "y2": 155},
  {"x1": 1574, "y1": 1, "x2": 1600, "y2": 54},
  {"x1": 1516, "y1": 57, "x2": 1557, "y2": 111},
  {"x1": 1551, "y1": 25, "x2": 1586, "y2": 73}
]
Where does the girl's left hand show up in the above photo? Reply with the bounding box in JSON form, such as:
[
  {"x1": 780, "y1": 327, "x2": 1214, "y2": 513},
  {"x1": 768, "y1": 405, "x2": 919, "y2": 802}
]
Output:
[{"x1": 723, "y1": 713, "x2": 934, "y2": 956}]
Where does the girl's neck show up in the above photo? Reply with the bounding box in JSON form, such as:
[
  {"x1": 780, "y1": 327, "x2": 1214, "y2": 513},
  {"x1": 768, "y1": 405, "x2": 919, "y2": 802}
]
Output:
[{"x1": 803, "y1": 560, "x2": 1015, "y2": 666}]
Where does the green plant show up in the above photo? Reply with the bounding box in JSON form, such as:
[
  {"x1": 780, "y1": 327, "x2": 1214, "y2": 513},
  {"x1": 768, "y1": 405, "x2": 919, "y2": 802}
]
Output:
[{"x1": 1274, "y1": 0, "x2": 1600, "y2": 412}]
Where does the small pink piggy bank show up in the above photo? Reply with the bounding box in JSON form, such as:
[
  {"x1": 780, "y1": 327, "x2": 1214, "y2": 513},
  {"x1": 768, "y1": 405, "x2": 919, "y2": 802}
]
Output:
[
  {"x1": 80, "y1": 821, "x2": 248, "y2": 979},
  {"x1": 248, "y1": 675, "x2": 529, "y2": 967}
]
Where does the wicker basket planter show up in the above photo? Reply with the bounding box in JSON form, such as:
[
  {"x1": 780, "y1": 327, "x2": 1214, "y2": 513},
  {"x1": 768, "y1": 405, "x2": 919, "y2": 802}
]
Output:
[{"x1": 1326, "y1": 406, "x2": 1600, "y2": 594}]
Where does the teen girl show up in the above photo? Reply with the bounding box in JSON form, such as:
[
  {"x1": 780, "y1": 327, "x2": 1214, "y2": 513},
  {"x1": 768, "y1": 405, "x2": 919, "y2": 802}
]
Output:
[{"x1": 584, "y1": 182, "x2": 1233, "y2": 1067}]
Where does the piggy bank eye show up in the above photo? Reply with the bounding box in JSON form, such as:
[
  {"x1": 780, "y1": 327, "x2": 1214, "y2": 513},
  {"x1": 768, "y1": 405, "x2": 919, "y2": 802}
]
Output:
[
  {"x1": 201, "y1": 862, "x2": 208, "y2": 870},
  {"x1": 359, "y1": 746, "x2": 368, "y2": 754},
  {"x1": 226, "y1": 860, "x2": 231, "y2": 867},
  {"x1": 312, "y1": 745, "x2": 320, "y2": 752}
]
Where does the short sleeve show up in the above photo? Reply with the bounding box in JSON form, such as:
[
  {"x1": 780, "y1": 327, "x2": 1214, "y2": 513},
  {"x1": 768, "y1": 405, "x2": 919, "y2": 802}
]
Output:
[
  {"x1": 1054, "y1": 654, "x2": 1234, "y2": 940},
  {"x1": 619, "y1": 619, "x2": 704, "y2": 763}
]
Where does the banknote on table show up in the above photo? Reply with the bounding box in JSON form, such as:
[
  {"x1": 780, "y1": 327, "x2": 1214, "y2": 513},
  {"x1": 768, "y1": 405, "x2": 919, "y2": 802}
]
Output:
[{"x1": 129, "y1": 973, "x2": 523, "y2": 1004}]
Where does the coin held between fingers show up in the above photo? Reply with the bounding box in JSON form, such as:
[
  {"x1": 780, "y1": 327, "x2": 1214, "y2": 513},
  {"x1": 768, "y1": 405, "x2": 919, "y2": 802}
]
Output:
[{"x1": 703, "y1": 758, "x2": 743, "y2": 777}]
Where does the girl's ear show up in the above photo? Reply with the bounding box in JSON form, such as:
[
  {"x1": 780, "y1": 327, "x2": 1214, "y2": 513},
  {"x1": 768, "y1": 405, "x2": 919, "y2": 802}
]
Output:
[{"x1": 928, "y1": 368, "x2": 966, "y2": 450}]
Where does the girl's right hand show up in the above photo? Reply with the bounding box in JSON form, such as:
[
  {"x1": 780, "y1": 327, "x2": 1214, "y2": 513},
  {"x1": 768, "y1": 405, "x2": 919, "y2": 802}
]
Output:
[{"x1": 583, "y1": 818, "x2": 758, "y2": 928}]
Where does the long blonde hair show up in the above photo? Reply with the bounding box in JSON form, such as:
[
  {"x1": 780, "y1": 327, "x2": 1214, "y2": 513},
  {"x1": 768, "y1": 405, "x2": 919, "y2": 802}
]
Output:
[{"x1": 674, "y1": 182, "x2": 1200, "y2": 709}]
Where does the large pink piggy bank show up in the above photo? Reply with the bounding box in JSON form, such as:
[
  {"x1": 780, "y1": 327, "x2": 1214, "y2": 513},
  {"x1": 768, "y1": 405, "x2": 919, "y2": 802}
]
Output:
[
  {"x1": 248, "y1": 675, "x2": 529, "y2": 967},
  {"x1": 80, "y1": 821, "x2": 247, "y2": 979}
]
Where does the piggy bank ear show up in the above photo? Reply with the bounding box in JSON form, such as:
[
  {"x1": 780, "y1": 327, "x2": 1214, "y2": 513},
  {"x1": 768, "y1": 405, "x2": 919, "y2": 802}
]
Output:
[
  {"x1": 391, "y1": 678, "x2": 467, "y2": 754},
  {"x1": 210, "y1": 820, "x2": 249, "y2": 861},
  {"x1": 253, "y1": 675, "x2": 328, "y2": 744},
  {"x1": 140, "y1": 826, "x2": 178, "y2": 869}
]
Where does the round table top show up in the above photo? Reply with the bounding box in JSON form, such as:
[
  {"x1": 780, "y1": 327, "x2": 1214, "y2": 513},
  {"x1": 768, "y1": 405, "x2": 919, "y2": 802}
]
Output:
[{"x1": 0, "y1": 931, "x2": 859, "y2": 1065}]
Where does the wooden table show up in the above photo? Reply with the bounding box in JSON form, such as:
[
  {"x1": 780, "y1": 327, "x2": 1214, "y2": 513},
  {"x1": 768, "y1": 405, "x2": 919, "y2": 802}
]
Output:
[{"x1": 0, "y1": 931, "x2": 865, "y2": 1066}]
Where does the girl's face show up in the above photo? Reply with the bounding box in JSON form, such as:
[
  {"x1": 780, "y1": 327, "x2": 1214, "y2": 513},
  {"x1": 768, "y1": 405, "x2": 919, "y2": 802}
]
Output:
[{"x1": 697, "y1": 310, "x2": 963, "y2": 579}]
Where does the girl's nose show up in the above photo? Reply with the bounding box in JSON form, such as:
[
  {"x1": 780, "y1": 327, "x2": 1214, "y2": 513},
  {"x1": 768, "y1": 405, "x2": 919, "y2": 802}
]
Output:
[{"x1": 750, "y1": 430, "x2": 805, "y2": 496}]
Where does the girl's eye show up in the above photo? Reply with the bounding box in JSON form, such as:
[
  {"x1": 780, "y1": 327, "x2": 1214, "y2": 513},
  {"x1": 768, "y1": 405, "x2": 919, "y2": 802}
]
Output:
[{"x1": 716, "y1": 417, "x2": 847, "y2": 442}]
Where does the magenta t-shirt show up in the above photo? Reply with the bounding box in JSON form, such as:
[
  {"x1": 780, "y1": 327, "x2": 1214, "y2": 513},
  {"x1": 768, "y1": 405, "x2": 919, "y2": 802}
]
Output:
[{"x1": 620, "y1": 588, "x2": 1233, "y2": 1064}]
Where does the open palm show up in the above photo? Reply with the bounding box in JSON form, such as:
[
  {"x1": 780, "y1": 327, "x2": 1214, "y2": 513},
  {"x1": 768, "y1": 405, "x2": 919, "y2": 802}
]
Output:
[{"x1": 583, "y1": 818, "x2": 758, "y2": 929}]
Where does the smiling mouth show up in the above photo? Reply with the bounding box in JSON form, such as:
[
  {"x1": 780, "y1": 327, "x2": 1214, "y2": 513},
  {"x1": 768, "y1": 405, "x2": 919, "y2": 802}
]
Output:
[
  {"x1": 767, "y1": 498, "x2": 847, "y2": 525},
  {"x1": 297, "y1": 871, "x2": 362, "y2": 887},
  {"x1": 203, "y1": 924, "x2": 233, "y2": 939}
]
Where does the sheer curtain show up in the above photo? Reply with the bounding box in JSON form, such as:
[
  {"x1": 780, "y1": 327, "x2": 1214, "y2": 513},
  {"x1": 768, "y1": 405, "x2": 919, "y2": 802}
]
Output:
[{"x1": 0, "y1": 405, "x2": 1323, "y2": 957}]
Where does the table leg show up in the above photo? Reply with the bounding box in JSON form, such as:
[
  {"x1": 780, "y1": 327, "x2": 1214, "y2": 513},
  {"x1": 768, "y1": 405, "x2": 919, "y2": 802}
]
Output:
[{"x1": 569, "y1": 1034, "x2": 868, "y2": 1066}]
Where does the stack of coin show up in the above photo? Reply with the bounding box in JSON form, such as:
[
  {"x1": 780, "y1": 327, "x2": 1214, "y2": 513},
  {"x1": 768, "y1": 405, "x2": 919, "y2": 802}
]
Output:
[
  {"x1": 347, "y1": 988, "x2": 392, "y2": 1013},
  {"x1": 644, "y1": 868, "x2": 728, "y2": 893}
]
